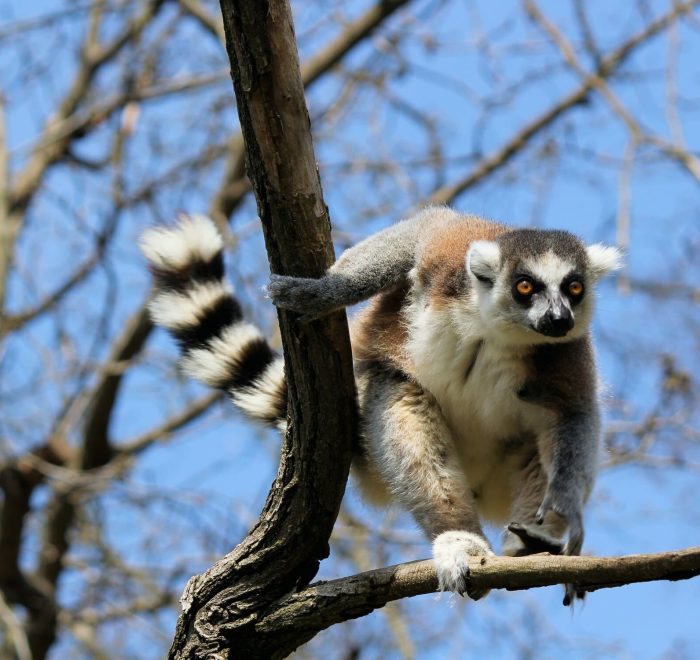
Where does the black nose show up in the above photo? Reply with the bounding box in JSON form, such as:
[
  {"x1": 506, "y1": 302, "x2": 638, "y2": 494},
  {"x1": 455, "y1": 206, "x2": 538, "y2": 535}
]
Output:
[{"x1": 537, "y1": 309, "x2": 574, "y2": 337}]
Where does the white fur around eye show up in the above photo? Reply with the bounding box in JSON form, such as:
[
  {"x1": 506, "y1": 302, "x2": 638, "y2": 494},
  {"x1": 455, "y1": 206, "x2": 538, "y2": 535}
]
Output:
[
  {"x1": 468, "y1": 240, "x2": 501, "y2": 281},
  {"x1": 586, "y1": 243, "x2": 622, "y2": 280}
]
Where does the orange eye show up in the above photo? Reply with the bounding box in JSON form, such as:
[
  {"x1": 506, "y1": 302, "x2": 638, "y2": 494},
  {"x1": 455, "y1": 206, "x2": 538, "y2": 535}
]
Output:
[
  {"x1": 515, "y1": 279, "x2": 534, "y2": 296},
  {"x1": 568, "y1": 280, "x2": 584, "y2": 296}
]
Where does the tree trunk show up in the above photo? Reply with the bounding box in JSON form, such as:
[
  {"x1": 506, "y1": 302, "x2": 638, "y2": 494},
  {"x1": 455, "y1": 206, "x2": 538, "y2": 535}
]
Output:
[{"x1": 168, "y1": 1, "x2": 358, "y2": 657}]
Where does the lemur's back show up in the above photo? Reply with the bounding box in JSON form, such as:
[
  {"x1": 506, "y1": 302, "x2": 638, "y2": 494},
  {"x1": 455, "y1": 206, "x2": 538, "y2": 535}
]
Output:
[{"x1": 352, "y1": 213, "x2": 509, "y2": 377}]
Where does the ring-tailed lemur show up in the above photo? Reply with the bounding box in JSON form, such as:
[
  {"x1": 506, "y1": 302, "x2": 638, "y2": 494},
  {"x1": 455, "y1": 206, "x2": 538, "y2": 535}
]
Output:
[{"x1": 141, "y1": 207, "x2": 620, "y2": 604}]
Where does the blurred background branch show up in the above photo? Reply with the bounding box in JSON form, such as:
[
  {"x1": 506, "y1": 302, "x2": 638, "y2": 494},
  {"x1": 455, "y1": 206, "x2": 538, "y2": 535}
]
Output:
[{"x1": 0, "y1": 0, "x2": 699, "y2": 657}]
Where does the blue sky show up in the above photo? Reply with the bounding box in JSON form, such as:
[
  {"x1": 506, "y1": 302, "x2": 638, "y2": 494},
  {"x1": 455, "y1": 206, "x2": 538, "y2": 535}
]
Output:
[{"x1": 2, "y1": 0, "x2": 700, "y2": 657}]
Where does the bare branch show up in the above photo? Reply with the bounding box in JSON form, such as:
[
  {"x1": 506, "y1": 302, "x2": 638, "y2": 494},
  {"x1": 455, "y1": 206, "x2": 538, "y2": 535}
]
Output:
[
  {"x1": 257, "y1": 547, "x2": 700, "y2": 652},
  {"x1": 0, "y1": 0, "x2": 167, "y2": 315},
  {"x1": 0, "y1": 589, "x2": 31, "y2": 660},
  {"x1": 430, "y1": 0, "x2": 700, "y2": 205},
  {"x1": 525, "y1": 0, "x2": 700, "y2": 183},
  {"x1": 1, "y1": 212, "x2": 118, "y2": 336},
  {"x1": 178, "y1": 0, "x2": 225, "y2": 43},
  {"x1": 300, "y1": 0, "x2": 411, "y2": 87},
  {"x1": 0, "y1": 95, "x2": 6, "y2": 222},
  {"x1": 208, "y1": 0, "x2": 412, "y2": 225}
]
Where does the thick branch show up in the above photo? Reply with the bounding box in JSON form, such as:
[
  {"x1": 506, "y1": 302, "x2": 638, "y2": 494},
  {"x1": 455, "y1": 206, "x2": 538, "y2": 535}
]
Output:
[
  {"x1": 256, "y1": 547, "x2": 700, "y2": 653},
  {"x1": 169, "y1": 0, "x2": 358, "y2": 657}
]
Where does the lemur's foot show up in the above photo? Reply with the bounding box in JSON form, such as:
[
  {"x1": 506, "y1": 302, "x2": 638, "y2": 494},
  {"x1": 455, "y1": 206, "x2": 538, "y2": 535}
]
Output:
[
  {"x1": 432, "y1": 530, "x2": 494, "y2": 599},
  {"x1": 503, "y1": 522, "x2": 564, "y2": 556},
  {"x1": 563, "y1": 583, "x2": 587, "y2": 606},
  {"x1": 504, "y1": 523, "x2": 586, "y2": 606}
]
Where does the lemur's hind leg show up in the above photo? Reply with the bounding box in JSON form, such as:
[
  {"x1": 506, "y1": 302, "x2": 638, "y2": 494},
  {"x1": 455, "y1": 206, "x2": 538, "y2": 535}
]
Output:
[
  {"x1": 504, "y1": 454, "x2": 585, "y2": 605},
  {"x1": 502, "y1": 454, "x2": 567, "y2": 557},
  {"x1": 359, "y1": 364, "x2": 493, "y2": 598}
]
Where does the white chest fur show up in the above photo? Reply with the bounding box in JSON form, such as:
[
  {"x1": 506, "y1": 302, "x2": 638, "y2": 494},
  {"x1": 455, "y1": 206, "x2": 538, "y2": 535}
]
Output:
[{"x1": 407, "y1": 303, "x2": 541, "y2": 520}]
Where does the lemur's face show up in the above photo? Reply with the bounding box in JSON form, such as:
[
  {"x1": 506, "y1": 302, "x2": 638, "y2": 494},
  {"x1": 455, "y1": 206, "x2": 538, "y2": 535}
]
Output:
[{"x1": 466, "y1": 229, "x2": 621, "y2": 345}]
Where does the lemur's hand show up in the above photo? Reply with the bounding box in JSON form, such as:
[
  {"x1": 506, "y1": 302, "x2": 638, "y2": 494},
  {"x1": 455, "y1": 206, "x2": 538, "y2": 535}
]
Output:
[
  {"x1": 536, "y1": 489, "x2": 586, "y2": 606},
  {"x1": 536, "y1": 488, "x2": 584, "y2": 556},
  {"x1": 267, "y1": 272, "x2": 360, "y2": 321},
  {"x1": 266, "y1": 274, "x2": 339, "y2": 322}
]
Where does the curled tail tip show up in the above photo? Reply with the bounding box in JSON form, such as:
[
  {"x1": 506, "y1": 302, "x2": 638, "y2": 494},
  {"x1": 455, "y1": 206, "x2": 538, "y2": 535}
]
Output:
[
  {"x1": 142, "y1": 215, "x2": 288, "y2": 428},
  {"x1": 141, "y1": 213, "x2": 238, "y2": 344},
  {"x1": 140, "y1": 214, "x2": 223, "y2": 271}
]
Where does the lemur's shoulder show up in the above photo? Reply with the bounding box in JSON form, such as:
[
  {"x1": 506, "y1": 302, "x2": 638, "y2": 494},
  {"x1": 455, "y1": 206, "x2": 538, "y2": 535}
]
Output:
[
  {"x1": 416, "y1": 214, "x2": 509, "y2": 306},
  {"x1": 352, "y1": 214, "x2": 509, "y2": 372}
]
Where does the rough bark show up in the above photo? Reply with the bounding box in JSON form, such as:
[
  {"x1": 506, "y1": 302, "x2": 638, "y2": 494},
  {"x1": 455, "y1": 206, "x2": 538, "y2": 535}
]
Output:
[
  {"x1": 256, "y1": 547, "x2": 700, "y2": 652},
  {"x1": 168, "y1": 1, "x2": 358, "y2": 657}
]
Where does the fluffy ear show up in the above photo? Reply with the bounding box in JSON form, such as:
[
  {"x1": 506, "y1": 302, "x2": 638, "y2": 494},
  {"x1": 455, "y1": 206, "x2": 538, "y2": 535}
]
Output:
[
  {"x1": 586, "y1": 243, "x2": 623, "y2": 280},
  {"x1": 467, "y1": 240, "x2": 501, "y2": 284}
]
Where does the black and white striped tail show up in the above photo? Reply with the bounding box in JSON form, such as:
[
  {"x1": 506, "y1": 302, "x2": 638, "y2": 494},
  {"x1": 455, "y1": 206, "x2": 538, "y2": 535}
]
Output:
[{"x1": 140, "y1": 215, "x2": 287, "y2": 427}]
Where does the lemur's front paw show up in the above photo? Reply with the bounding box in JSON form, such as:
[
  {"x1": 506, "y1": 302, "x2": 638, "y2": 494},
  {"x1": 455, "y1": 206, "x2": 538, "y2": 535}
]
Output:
[
  {"x1": 267, "y1": 274, "x2": 320, "y2": 314},
  {"x1": 536, "y1": 491, "x2": 584, "y2": 556},
  {"x1": 536, "y1": 491, "x2": 587, "y2": 606},
  {"x1": 266, "y1": 274, "x2": 336, "y2": 321},
  {"x1": 432, "y1": 531, "x2": 494, "y2": 599}
]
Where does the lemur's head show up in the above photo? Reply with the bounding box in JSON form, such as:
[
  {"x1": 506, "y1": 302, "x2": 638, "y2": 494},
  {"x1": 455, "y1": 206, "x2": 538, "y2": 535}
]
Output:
[{"x1": 466, "y1": 229, "x2": 621, "y2": 344}]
